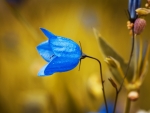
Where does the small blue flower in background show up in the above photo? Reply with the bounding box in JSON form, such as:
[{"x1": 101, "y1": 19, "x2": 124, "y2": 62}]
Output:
[
  {"x1": 128, "y1": 0, "x2": 141, "y2": 21},
  {"x1": 98, "y1": 101, "x2": 114, "y2": 113},
  {"x1": 37, "y1": 28, "x2": 83, "y2": 76},
  {"x1": 6, "y1": 0, "x2": 25, "y2": 6}
]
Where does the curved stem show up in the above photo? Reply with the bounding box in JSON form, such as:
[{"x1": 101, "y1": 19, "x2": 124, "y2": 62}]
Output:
[
  {"x1": 85, "y1": 55, "x2": 108, "y2": 113},
  {"x1": 112, "y1": 28, "x2": 135, "y2": 113}
]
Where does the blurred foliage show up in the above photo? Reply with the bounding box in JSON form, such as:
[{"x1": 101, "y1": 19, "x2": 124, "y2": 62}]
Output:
[{"x1": 0, "y1": 0, "x2": 150, "y2": 113}]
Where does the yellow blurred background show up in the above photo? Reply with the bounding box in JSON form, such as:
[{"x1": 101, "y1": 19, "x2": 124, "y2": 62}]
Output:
[{"x1": 0, "y1": 0, "x2": 150, "y2": 113}]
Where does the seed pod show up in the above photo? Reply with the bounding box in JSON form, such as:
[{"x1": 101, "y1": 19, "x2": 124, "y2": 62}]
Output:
[{"x1": 134, "y1": 18, "x2": 146, "y2": 35}]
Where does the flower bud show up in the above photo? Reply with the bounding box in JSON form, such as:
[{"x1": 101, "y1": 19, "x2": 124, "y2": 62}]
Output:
[
  {"x1": 145, "y1": 0, "x2": 150, "y2": 8},
  {"x1": 105, "y1": 56, "x2": 119, "y2": 68},
  {"x1": 127, "y1": 21, "x2": 134, "y2": 30},
  {"x1": 128, "y1": 0, "x2": 141, "y2": 20},
  {"x1": 128, "y1": 91, "x2": 139, "y2": 101},
  {"x1": 136, "y1": 8, "x2": 150, "y2": 16},
  {"x1": 145, "y1": 3, "x2": 148, "y2": 7},
  {"x1": 134, "y1": 18, "x2": 146, "y2": 35},
  {"x1": 108, "y1": 78, "x2": 117, "y2": 89}
]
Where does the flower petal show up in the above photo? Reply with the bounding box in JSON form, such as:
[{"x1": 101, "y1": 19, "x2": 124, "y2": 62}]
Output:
[
  {"x1": 38, "y1": 63, "x2": 54, "y2": 76},
  {"x1": 38, "y1": 28, "x2": 82, "y2": 76},
  {"x1": 40, "y1": 28, "x2": 82, "y2": 59},
  {"x1": 50, "y1": 36, "x2": 81, "y2": 59},
  {"x1": 128, "y1": 0, "x2": 141, "y2": 19},
  {"x1": 40, "y1": 28, "x2": 56, "y2": 39},
  {"x1": 44, "y1": 57, "x2": 80, "y2": 75},
  {"x1": 37, "y1": 40, "x2": 56, "y2": 62}
]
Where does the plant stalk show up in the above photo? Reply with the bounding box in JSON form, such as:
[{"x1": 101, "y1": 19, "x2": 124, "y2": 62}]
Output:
[
  {"x1": 112, "y1": 28, "x2": 135, "y2": 113},
  {"x1": 113, "y1": 89, "x2": 119, "y2": 113},
  {"x1": 85, "y1": 55, "x2": 109, "y2": 113},
  {"x1": 118, "y1": 29, "x2": 135, "y2": 92},
  {"x1": 124, "y1": 97, "x2": 131, "y2": 113}
]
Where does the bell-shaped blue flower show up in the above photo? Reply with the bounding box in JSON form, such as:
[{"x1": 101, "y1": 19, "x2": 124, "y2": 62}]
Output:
[
  {"x1": 128, "y1": 0, "x2": 141, "y2": 21},
  {"x1": 37, "y1": 28, "x2": 83, "y2": 76}
]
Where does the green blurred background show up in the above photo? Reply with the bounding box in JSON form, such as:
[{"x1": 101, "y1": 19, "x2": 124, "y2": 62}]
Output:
[{"x1": 0, "y1": 0, "x2": 150, "y2": 113}]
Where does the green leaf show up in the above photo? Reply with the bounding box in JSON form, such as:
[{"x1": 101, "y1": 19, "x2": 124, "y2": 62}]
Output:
[{"x1": 93, "y1": 28, "x2": 134, "y2": 83}]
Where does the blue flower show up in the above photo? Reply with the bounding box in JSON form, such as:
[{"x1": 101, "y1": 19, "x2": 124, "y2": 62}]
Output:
[
  {"x1": 37, "y1": 28, "x2": 83, "y2": 76},
  {"x1": 98, "y1": 101, "x2": 115, "y2": 113},
  {"x1": 128, "y1": 0, "x2": 141, "y2": 20}
]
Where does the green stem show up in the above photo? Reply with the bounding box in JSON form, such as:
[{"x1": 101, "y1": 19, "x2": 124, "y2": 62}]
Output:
[
  {"x1": 112, "y1": 29, "x2": 135, "y2": 113},
  {"x1": 84, "y1": 55, "x2": 109, "y2": 113},
  {"x1": 124, "y1": 97, "x2": 131, "y2": 113},
  {"x1": 113, "y1": 89, "x2": 119, "y2": 113},
  {"x1": 118, "y1": 29, "x2": 135, "y2": 92}
]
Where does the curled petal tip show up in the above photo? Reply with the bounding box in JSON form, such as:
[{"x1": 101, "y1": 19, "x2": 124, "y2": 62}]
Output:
[
  {"x1": 38, "y1": 64, "x2": 53, "y2": 76},
  {"x1": 40, "y1": 28, "x2": 56, "y2": 39},
  {"x1": 38, "y1": 65, "x2": 46, "y2": 76},
  {"x1": 39, "y1": 27, "x2": 44, "y2": 30},
  {"x1": 40, "y1": 28, "x2": 48, "y2": 33}
]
